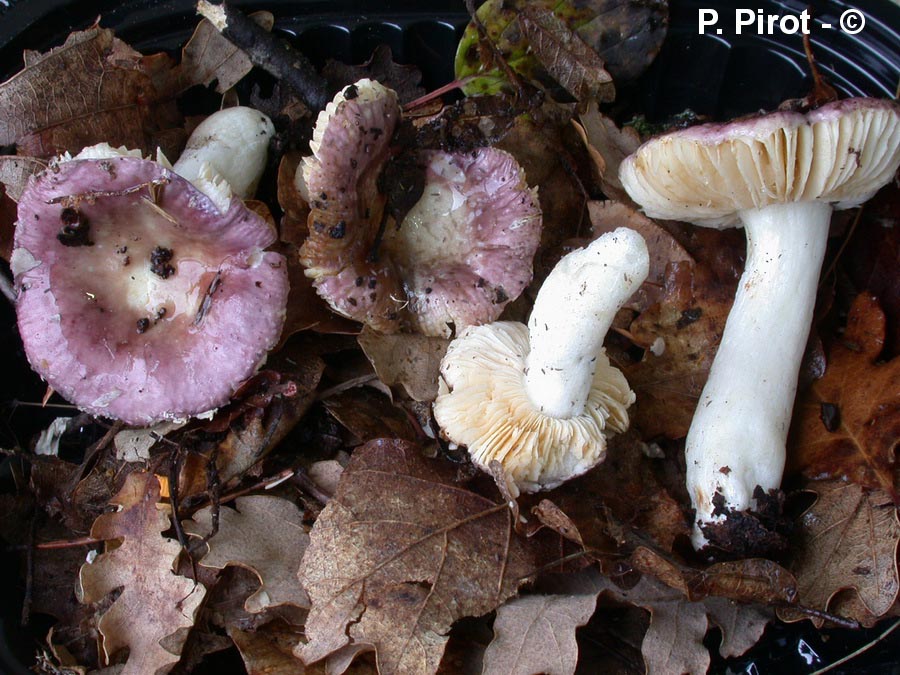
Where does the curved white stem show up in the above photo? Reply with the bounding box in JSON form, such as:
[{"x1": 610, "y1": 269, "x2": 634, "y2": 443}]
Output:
[
  {"x1": 524, "y1": 227, "x2": 649, "y2": 419},
  {"x1": 687, "y1": 200, "x2": 831, "y2": 548},
  {"x1": 173, "y1": 106, "x2": 275, "y2": 209}
]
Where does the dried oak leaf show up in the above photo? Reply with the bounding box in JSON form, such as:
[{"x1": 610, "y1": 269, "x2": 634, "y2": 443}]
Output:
[
  {"x1": 628, "y1": 546, "x2": 797, "y2": 606},
  {"x1": 482, "y1": 593, "x2": 597, "y2": 675},
  {"x1": 0, "y1": 155, "x2": 45, "y2": 201},
  {"x1": 323, "y1": 45, "x2": 425, "y2": 105},
  {"x1": 778, "y1": 480, "x2": 900, "y2": 626},
  {"x1": 228, "y1": 620, "x2": 314, "y2": 675},
  {"x1": 574, "y1": 107, "x2": 640, "y2": 203},
  {"x1": 185, "y1": 495, "x2": 311, "y2": 613},
  {"x1": 789, "y1": 293, "x2": 899, "y2": 494},
  {"x1": 588, "y1": 200, "x2": 692, "y2": 313},
  {"x1": 517, "y1": 6, "x2": 615, "y2": 103},
  {"x1": 623, "y1": 261, "x2": 734, "y2": 439},
  {"x1": 357, "y1": 325, "x2": 449, "y2": 402},
  {"x1": 844, "y1": 185, "x2": 900, "y2": 353},
  {"x1": 77, "y1": 471, "x2": 206, "y2": 675},
  {"x1": 297, "y1": 439, "x2": 545, "y2": 674},
  {"x1": 177, "y1": 11, "x2": 274, "y2": 93},
  {"x1": 534, "y1": 567, "x2": 771, "y2": 675},
  {"x1": 0, "y1": 27, "x2": 182, "y2": 158},
  {"x1": 539, "y1": 431, "x2": 690, "y2": 554},
  {"x1": 322, "y1": 387, "x2": 419, "y2": 444}
]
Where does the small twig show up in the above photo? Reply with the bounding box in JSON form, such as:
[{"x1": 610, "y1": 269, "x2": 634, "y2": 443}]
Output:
[
  {"x1": 35, "y1": 536, "x2": 103, "y2": 550},
  {"x1": 774, "y1": 601, "x2": 861, "y2": 630},
  {"x1": 402, "y1": 77, "x2": 476, "y2": 112},
  {"x1": 196, "y1": 0, "x2": 329, "y2": 111},
  {"x1": 20, "y1": 514, "x2": 36, "y2": 626},
  {"x1": 188, "y1": 445, "x2": 223, "y2": 555},
  {"x1": 801, "y1": 32, "x2": 838, "y2": 107},
  {"x1": 185, "y1": 467, "x2": 298, "y2": 515},
  {"x1": 48, "y1": 178, "x2": 170, "y2": 206},
  {"x1": 316, "y1": 373, "x2": 379, "y2": 400},
  {"x1": 811, "y1": 618, "x2": 900, "y2": 674},
  {"x1": 291, "y1": 469, "x2": 333, "y2": 505},
  {"x1": 818, "y1": 204, "x2": 865, "y2": 289},
  {"x1": 517, "y1": 548, "x2": 600, "y2": 582},
  {"x1": 169, "y1": 446, "x2": 198, "y2": 582},
  {"x1": 73, "y1": 421, "x2": 123, "y2": 485}
]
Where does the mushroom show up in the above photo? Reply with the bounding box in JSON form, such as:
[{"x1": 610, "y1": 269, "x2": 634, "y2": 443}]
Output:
[
  {"x1": 173, "y1": 106, "x2": 275, "y2": 210},
  {"x1": 12, "y1": 108, "x2": 287, "y2": 425},
  {"x1": 297, "y1": 79, "x2": 541, "y2": 336},
  {"x1": 618, "y1": 98, "x2": 900, "y2": 551},
  {"x1": 433, "y1": 227, "x2": 649, "y2": 495}
]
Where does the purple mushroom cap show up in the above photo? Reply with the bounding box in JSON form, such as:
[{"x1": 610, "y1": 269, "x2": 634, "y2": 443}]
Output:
[
  {"x1": 13, "y1": 156, "x2": 289, "y2": 425},
  {"x1": 298, "y1": 79, "x2": 542, "y2": 337},
  {"x1": 384, "y1": 148, "x2": 542, "y2": 337}
]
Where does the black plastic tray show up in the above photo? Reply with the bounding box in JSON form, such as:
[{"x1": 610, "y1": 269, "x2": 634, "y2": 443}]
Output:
[{"x1": 0, "y1": 1, "x2": 899, "y2": 674}]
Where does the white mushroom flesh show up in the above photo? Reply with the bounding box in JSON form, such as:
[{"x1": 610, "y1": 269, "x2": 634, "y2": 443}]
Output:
[
  {"x1": 173, "y1": 106, "x2": 275, "y2": 210},
  {"x1": 525, "y1": 227, "x2": 649, "y2": 419},
  {"x1": 686, "y1": 201, "x2": 830, "y2": 546}
]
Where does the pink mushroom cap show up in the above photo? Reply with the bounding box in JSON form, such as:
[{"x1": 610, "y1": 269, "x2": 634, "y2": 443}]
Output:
[
  {"x1": 13, "y1": 156, "x2": 288, "y2": 425},
  {"x1": 298, "y1": 79, "x2": 542, "y2": 337}
]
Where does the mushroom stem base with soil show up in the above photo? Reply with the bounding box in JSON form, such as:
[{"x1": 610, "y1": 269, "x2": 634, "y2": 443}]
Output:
[{"x1": 687, "y1": 200, "x2": 830, "y2": 551}]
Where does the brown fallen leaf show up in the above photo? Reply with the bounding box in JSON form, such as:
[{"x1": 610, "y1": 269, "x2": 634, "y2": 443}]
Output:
[
  {"x1": 517, "y1": 6, "x2": 615, "y2": 104},
  {"x1": 0, "y1": 155, "x2": 45, "y2": 201},
  {"x1": 482, "y1": 593, "x2": 597, "y2": 675},
  {"x1": 0, "y1": 27, "x2": 182, "y2": 158},
  {"x1": 177, "y1": 11, "x2": 274, "y2": 93},
  {"x1": 227, "y1": 620, "x2": 308, "y2": 675},
  {"x1": 77, "y1": 471, "x2": 206, "y2": 675},
  {"x1": 628, "y1": 546, "x2": 798, "y2": 606},
  {"x1": 844, "y1": 185, "x2": 900, "y2": 354},
  {"x1": 323, "y1": 45, "x2": 425, "y2": 105},
  {"x1": 789, "y1": 293, "x2": 899, "y2": 494},
  {"x1": 322, "y1": 386, "x2": 419, "y2": 444},
  {"x1": 185, "y1": 495, "x2": 310, "y2": 613},
  {"x1": 778, "y1": 480, "x2": 900, "y2": 626},
  {"x1": 541, "y1": 431, "x2": 691, "y2": 555},
  {"x1": 537, "y1": 566, "x2": 771, "y2": 675},
  {"x1": 297, "y1": 439, "x2": 547, "y2": 674},
  {"x1": 624, "y1": 262, "x2": 734, "y2": 439},
  {"x1": 588, "y1": 200, "x2": 692, "y2": 312},
  {"x1": 277, "y1": 151, "x2": 309, "y2": 247},
  {"x1": 357, "y1": 326, "x2": 449, "y2": 402},
  {"x1": 575, "y1": 108, "x2": 641, "y2": 202}
]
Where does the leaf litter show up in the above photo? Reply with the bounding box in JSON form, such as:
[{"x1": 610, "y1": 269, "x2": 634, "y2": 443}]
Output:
[{"x1": 1, "y1": 2, "x2": 899, "y2": 674}]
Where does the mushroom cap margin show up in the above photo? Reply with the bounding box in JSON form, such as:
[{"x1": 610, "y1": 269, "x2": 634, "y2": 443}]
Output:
[{"x1": 619, "y1": 98, "x2": 900, "y2": 228}]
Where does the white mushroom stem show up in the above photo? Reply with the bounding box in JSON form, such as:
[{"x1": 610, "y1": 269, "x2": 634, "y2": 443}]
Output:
[
  {"x1": 173, "y1": 106, "x2": 275, "y2": 209},
  {"x1": 687, "y1": 200, "x2": 831, "y2": 548},
  {"x1": 524, "y1": 227, "x2": 649, "y2": 419}
]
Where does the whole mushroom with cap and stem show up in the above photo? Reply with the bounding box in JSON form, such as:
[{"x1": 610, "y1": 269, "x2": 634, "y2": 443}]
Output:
[
  {"x1": 11, "y1": 106, "x2": 287, "y2": 426},
  {"x1": 619, "y1": 97, "x2": 900, "y2": 554},
  {"x1": 433, "y1": 227, "x2": 649, "y2": 496},
  {"x1": 296, "y1": 78, "x2": 542, "y2": 337}
]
